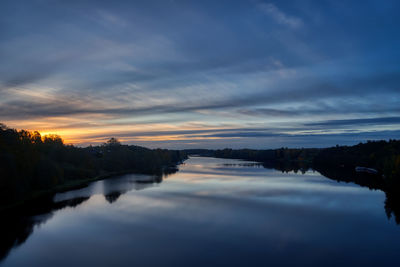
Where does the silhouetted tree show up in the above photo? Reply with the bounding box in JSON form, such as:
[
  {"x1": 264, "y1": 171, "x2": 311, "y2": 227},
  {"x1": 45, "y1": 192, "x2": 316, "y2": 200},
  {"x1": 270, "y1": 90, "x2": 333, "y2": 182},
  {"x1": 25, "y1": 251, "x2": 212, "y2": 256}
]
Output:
[
  {"x1": 0, "y1": 123, "x2": 187, "y2": 209},
  {"x1": 105, "y1": 137, "x2": 121, "y2": 147}
]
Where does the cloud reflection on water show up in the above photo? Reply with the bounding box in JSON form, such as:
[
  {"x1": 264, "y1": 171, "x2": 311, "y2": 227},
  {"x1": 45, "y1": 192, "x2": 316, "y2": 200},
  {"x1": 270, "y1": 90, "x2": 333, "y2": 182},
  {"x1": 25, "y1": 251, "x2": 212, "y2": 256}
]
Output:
[{"x1": 1, "y1": 156, "x2": 399, "y2": 267}]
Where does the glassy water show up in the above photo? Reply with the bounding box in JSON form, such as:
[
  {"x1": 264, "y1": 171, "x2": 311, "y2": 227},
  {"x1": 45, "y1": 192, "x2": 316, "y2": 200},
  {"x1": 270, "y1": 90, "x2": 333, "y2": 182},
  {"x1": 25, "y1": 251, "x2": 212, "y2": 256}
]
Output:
[{"x1": 1, "y1": 157, "x2": 400, "y2": 266}]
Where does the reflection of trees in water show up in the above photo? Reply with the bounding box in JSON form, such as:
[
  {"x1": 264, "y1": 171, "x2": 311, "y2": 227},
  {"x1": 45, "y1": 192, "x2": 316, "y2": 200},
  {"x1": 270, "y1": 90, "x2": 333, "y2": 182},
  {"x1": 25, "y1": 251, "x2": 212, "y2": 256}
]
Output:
[
  {"x1": 102, "y1": 174, "x2": 164, "y2": 204},
  {"x1": 384, "y1": 193, "x2": 400, "y2": 224},
  {"x1": 0, "y1": 196, "x2": 90, "y2": 261},
  {"x1": 224, "y1": 160, "x2": 400, "y2": 225},
  {"x1": 312, "y1": 166, "x2": 400, "y2": 224},
  {"x1": 1, "y1": 163, "x2": 398, "y2": 264},
  {"x1": 0, "y1": 173, "x2": 169, "y2": 263},
  {"x1": 105, "y1": 192, "x2": 121, "y2": 203},
  {"x1": 269, "y1": 162, "x2": 400, "y2": 225}
]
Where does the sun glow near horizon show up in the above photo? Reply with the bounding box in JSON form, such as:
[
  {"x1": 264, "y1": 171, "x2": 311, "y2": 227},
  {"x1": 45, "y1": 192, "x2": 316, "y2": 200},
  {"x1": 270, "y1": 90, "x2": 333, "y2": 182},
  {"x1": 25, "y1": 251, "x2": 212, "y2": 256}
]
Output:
[{"x1": 1, "y1": 0, "x2": 399, "y2": 149}]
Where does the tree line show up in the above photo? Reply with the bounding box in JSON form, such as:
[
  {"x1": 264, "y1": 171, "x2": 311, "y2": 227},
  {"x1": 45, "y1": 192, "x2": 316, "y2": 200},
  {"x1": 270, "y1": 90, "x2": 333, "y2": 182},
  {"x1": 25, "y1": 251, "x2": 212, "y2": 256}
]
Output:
[
  {"x1": 2, "y1": 122, "x2": 400, "y2": 216},
  {"x1": 0, "y1": 123, "x2": 187, "y2": 209},
  {"x1": 186, "y1": 140, "x2": 400, "y2": 192},
  {"x1": 185, "y1": 142, "x2": 400, "y2": 223}
]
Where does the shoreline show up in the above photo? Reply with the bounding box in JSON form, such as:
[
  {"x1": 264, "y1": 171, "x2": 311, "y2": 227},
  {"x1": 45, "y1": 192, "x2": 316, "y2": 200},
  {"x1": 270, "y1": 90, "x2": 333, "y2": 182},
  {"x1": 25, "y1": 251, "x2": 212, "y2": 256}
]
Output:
[{"x1": 0, "y1": 164, "x2": 182, "y2": 213}]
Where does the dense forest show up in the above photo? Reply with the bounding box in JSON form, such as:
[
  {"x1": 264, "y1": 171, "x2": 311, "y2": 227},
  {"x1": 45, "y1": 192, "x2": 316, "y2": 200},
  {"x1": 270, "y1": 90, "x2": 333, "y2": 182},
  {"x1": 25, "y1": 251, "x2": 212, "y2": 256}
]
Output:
[
  {"x1": 313, "y1": 141, "x2": 400, "y2": 190},
  {"x1": 0, "y1": 124, "x2": 187, "y2": 209}
]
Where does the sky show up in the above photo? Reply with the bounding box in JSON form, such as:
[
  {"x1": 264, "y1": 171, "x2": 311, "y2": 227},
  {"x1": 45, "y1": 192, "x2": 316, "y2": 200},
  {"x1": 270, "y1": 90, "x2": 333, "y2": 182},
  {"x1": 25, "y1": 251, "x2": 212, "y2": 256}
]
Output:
[{"x1": 0, "y1": 0, "x2": 399, "y2": 149}]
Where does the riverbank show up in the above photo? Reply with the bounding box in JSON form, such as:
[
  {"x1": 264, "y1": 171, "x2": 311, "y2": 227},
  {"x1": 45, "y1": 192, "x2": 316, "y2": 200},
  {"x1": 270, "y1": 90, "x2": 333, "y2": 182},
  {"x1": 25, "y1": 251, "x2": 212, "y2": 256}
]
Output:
[
  {"x1": 0, "y1": 171, "x2": 127, "y2": 212},
  {"x1": 2, "y1": 156, "x2": 400, "y2": 267},
  {"x1": 185, "y1": 140, "x2": 400, "y2": 193},
  {"x1": 0, "y1": 124, "x2": 187, "y2": 212},
  {"x1": 0, "y1": 163, "x2": 183, "y2": 213}
]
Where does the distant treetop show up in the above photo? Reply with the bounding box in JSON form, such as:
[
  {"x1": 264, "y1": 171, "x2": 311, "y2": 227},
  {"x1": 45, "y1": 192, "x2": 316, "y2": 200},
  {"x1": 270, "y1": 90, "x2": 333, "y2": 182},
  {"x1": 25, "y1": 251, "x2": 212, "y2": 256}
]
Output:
[{"x1": 106, "y1": 137, "x2": 121, "y2": 146}]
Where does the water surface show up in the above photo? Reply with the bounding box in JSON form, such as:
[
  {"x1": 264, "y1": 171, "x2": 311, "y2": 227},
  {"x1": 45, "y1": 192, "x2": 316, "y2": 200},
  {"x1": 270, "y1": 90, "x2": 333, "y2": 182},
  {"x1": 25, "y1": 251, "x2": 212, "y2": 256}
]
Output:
[{"x1": 1, "y1": 157, "x2": 400, "y2": 266}]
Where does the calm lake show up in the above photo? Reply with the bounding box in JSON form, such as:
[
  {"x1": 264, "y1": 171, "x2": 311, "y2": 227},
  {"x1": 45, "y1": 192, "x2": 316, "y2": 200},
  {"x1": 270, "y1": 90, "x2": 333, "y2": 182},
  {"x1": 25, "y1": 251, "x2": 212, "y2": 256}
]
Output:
[{"x1": 1, "y1": 156, "x2": 400, "y2": 266}]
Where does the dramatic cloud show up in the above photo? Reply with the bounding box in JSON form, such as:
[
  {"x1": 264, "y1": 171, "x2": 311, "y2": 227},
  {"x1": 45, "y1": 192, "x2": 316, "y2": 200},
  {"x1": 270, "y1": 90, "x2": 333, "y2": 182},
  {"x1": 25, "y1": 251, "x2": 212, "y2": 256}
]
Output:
[{"x1": 0, "y1": 0, "x2": 399, "y2": 148}]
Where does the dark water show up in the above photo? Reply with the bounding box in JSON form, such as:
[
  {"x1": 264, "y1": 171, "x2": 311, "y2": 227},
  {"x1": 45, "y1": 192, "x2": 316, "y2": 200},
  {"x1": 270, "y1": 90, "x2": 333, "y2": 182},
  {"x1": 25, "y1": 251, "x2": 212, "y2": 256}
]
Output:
[{"x1": 1, "y1": 156, "x2": 400, "y2": 266}]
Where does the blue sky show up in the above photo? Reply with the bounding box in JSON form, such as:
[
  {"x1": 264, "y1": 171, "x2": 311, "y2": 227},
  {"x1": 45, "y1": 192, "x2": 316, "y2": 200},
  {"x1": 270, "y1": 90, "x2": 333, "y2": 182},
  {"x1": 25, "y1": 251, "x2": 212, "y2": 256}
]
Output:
[{"x1": 0, "y1": 0, "x2": 399, "y2": 148}]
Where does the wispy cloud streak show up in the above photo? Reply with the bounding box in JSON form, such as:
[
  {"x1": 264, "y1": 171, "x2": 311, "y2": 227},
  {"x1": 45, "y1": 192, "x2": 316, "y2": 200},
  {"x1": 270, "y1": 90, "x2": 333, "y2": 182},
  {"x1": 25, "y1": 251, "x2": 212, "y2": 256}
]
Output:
[
  {"x1": 0, "y1": 0, "x2": 399, "y2": 148},
  {"x1": 258, "y1": 3, "x2": 303, "y2": 29}
]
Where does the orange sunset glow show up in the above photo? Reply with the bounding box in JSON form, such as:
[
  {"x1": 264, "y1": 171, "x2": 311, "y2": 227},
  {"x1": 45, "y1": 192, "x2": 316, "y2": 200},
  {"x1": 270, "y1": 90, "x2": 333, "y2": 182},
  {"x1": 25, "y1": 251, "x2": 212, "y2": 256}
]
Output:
[{"x1": 1, "y1": 1, "x2": 400, "y2": 266}]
